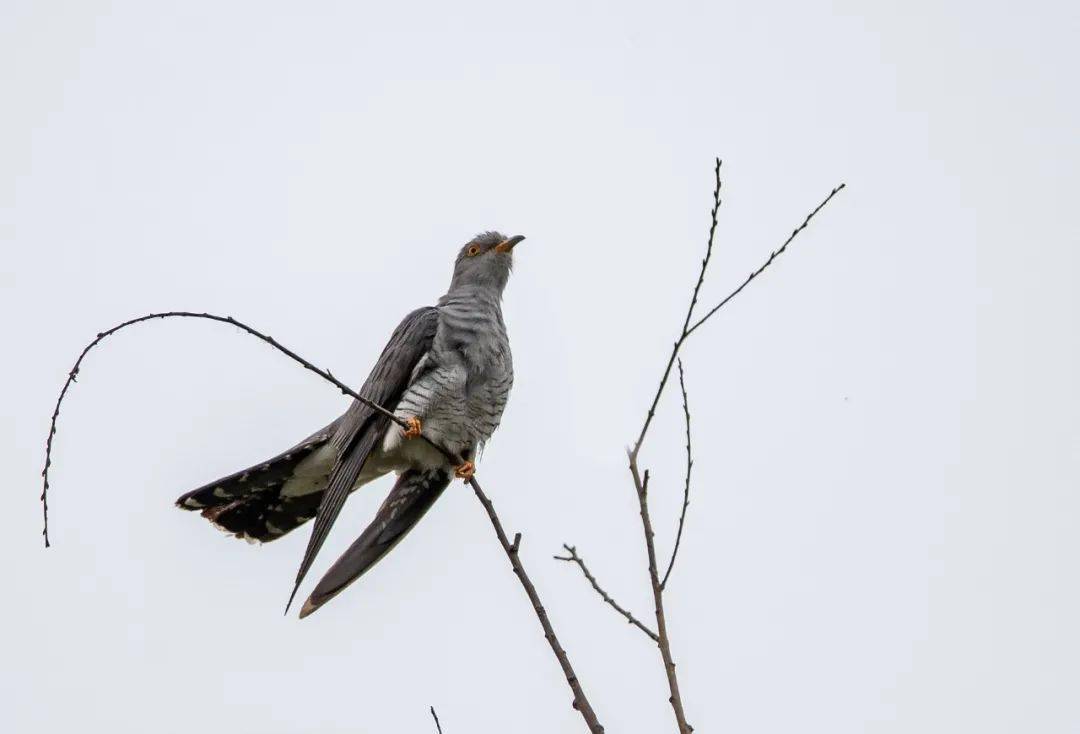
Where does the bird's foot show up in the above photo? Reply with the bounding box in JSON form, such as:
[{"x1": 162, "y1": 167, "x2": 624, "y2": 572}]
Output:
[
  {"x1": 455, "y1": 460, "x2": 475, "y2": 481},
  {"x1": 402, "y1": 416, "x2": 422, "y2": 439}
]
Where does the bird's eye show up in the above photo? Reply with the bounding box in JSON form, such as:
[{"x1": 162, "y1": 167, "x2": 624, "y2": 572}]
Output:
[{"x1": 467, "y1": 245, "x2": 481, "y2": 257}]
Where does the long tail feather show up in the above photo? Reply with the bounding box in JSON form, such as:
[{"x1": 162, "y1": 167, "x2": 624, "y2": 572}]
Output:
[
  {"x1": 285, "y1": 416, "x2": 387, "y2": 613},
  {"x1": 299, "y1": 467, "x2": 451, "y2": 618},
  {"x1": 175, "y1": 425, "x2": 335, "y2": 543}
]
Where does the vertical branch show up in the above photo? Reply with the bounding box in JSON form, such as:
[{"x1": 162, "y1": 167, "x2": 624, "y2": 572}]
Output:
[
  {"x1": 557, "y1": 162, "x2": 843, "y2": 731},
  {"x1": 623, "y1": 167, "x2": 842, "y2": 731},
  {"x1": 619, "y1": 160, "x2": 724, "y2": 733},
  {"x1": 661, "y1": 359, "x2": 693, "y2": 591},
  {"x1": 630, "y1": 463, "x2": 693, "y2": 733},
  {"x1": 631, "y1": 159, "x2": 723, "y2": 460}
]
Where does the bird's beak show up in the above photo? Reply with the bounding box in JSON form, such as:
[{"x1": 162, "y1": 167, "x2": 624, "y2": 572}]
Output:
[{"x1": 495, "y1": 234, "x2": 526, "y2": 253}]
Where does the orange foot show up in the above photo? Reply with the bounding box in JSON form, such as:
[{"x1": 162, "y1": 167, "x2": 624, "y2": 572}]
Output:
[
  {"x1": 402, "y1": 416, "x2": 422, "y2": 439},
  {"x1": 455, "y1": 460, "x2": 475, "y2": 481}
]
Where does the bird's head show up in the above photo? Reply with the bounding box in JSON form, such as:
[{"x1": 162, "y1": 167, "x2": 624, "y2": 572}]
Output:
[{"x1": 449, "y1": 231, "x2": 525, "y2": 293}]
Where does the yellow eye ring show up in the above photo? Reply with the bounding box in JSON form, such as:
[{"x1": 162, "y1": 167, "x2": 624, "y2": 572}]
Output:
[{"x1": 467, "y1": 245, "x2": 481, "y2": 256}]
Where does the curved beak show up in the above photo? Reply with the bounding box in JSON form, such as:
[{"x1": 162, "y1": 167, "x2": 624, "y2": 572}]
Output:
[{"x1": 494, "y1": 234, "x2": 526, "y2": 253}]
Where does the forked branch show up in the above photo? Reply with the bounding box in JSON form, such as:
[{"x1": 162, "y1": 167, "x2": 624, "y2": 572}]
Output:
[{"x1": 684, "y1": 182, "x2": 846, "y2": 339}]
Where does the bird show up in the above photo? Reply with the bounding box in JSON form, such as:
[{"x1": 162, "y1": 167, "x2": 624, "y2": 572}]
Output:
[{"x1": 174, "y1": 231, "x2": 523, "y2": 618}]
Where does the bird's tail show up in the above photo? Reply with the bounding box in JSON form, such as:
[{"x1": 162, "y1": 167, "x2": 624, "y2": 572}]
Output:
[
  {"x1": 174, "y1": 427, "x2": 336, "y2": 543},
  {"x1": 299, "y1": 466, "x2": 451, "y2": 617}
]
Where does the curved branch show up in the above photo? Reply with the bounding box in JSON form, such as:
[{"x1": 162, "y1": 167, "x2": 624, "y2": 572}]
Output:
[
  {"x1": 661, "y1": 359, "x2": 693, "y2": 591},
  {"x1": 40, "y1": 310, "x2": 409, "y2": 547}
]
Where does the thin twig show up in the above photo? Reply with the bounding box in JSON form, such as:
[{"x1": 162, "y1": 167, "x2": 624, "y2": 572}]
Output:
[
  {"x1": 661, "y1": 359, "x2": 692, "y2": 591},
  {"x1": 685, "y1": 182, "x2": 847, "y2": 338},
  {"x1": 554, "y1": 544, "x2": 659, "y2": 642},
  {"x1": 469, "y1": 482, "x2": 605, "y2": 733},
  {"x1": 630, "y1": 461, "x2": 693, "y2": 734},
  {"x1": 42, "y1": 311, "x2": 605, "y2": 734},
  {"x1": 430, "y1": 706, "x2": 443, "y2": 734}
]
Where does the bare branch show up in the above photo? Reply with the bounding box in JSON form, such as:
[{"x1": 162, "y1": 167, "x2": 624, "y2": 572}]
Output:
[
  {"x1": 558, "y1": 162, "x2": 844, "y2": 732},
  {"x1": 42, "y1": 311, "x2": 605, "y2": 734},
  {"x1": 630, "y1": 459, "x2": 693, "y2": 733},
  {"x1": 685, "y1": 182, "x2": 847, "y2": 338},
  {"x1": 661, "y1": 359, "x2": 693, "y2": 591},
  {"x1": 430, "y1": 706, "x2": 443, "y2": 734},
  {"x1": 554, "y1": 544, "x2": 659, "y2": 642},
  {"x1": 39, "y1": 311, "x2": 415, "y2": 547}
]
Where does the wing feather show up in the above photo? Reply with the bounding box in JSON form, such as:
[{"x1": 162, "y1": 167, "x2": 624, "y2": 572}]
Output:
[{"x1": 299, "y1": 467, "x2": 451, "y2": 617}]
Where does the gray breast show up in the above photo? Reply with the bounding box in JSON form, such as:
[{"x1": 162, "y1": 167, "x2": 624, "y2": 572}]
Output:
[{"x1": 391, "y1": 287, "x2": 513, "y2": 460}]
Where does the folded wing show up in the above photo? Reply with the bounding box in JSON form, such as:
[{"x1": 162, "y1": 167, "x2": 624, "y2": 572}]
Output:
[{"x1": 285, "y1": 306, "x2": 440, "y2": 612}]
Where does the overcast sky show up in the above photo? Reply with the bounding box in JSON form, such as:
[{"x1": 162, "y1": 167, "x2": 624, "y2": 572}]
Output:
[{"x1": 3, "y1": 1, "x2": 1078, "y2": 732}]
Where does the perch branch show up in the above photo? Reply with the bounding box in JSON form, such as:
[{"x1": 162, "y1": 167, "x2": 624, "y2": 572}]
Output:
[
  {"x1": 554, "y1": 544, "x2": 659, "y2": 642},
  {"x1": 39, "y1": 311, "x2": 410, "y2": 546},
  {"x1": 41, "y1": 311, "x2": 605, "y2": 734},
  {"x1": 470, "y1": 484, "x2": 605, "y2": 732},
  {"x1": 430, "y1": 706, "x2": 443, "y2": 734}
]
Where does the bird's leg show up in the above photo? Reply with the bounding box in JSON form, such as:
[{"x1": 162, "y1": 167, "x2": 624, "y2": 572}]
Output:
[
  {"x1": 402, "y1": 416, "x2": 423, "y2": 439},
  {"x1": 454, "y1": 460, "x2": 475, "y2": 481}
]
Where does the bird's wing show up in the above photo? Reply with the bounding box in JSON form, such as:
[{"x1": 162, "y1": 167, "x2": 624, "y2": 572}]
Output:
[
  {"x1": 299, "y1": 466, "x2": 451, "y2": 617},
  {"x1": 285, "y1": 306, "x2": 440, "y2": 612}
]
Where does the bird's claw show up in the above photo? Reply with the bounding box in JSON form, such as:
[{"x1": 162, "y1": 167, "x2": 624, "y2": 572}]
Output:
[
  {"x1": 402, "y1": 416, "x2": 422, "y2": 439},
  {"x1": 455, "y1": 460, "x2": 475, "y2": 481}
]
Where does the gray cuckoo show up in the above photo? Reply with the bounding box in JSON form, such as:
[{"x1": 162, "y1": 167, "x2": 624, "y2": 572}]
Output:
[{"x1": 175, "y1": 232, "x2": 523, "y2": 618}]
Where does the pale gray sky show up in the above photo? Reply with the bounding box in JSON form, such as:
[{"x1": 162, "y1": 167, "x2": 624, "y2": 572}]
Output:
[{"x1": 2, "y1": 1, "x2": 1077, "y2": 732}]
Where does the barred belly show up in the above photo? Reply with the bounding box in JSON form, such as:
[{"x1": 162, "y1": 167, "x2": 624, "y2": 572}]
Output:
[{"x1": 383, "y1": 289, "x2": 513, "y2": 465}]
